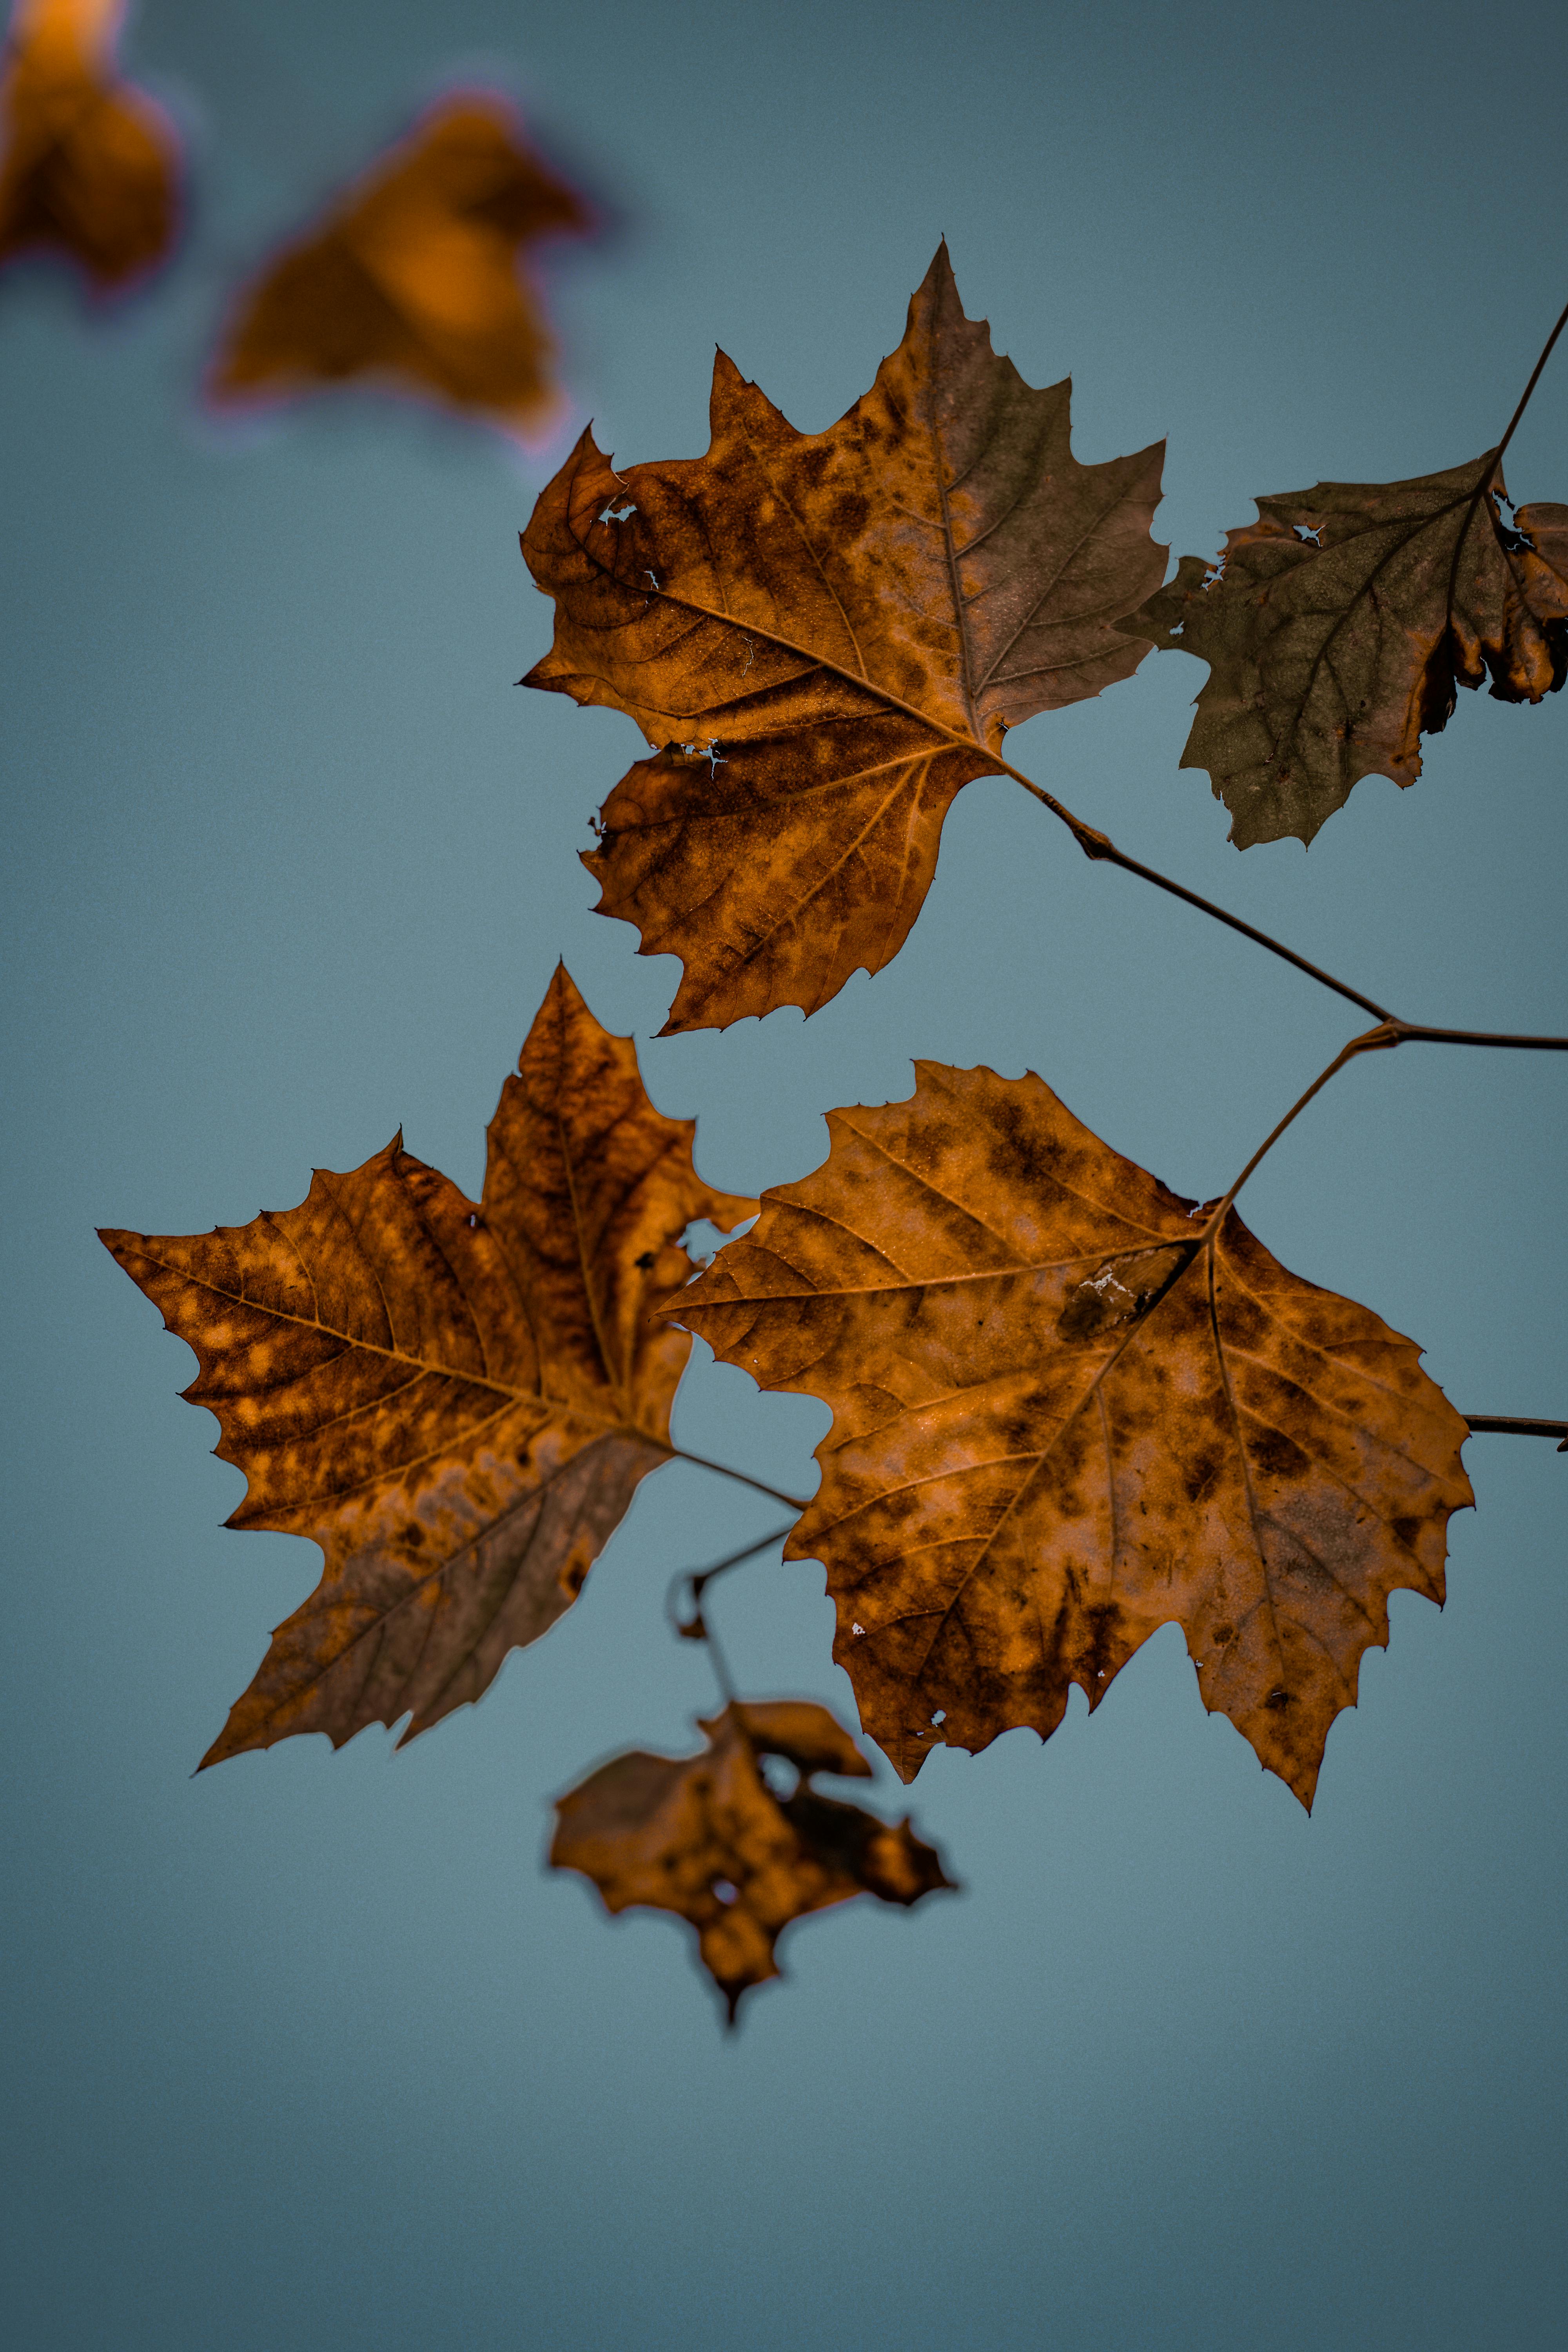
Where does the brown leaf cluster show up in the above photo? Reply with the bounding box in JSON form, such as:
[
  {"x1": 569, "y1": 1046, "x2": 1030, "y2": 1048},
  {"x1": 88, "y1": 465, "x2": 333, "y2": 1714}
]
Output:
[
  {"x1": 100, "y1": 967, "x2": 752, "y2": 1766},
  {"x1": 551, "y1": 1699, "x2": 954, "y2": 2019},
  {"x1": 671, "y1": 1061, "x2": 1473, "y2": 1805},
  {"x1": 522, "y1": 243, "x2": 1165, "y2": 1032},
  {"x1": 0, "y1": 0, "x2": 180, "y2": 290},
  {"x1": 209, "y1": 94, "x2": 590, "y2": 436},
  {"x1": 1124, "y1": 457, "x2": 1568, "y2": 847}
]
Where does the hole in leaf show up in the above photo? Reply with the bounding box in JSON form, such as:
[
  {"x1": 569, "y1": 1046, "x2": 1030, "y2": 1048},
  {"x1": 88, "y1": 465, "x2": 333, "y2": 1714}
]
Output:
[
  {"x1": 758, "y1": 1753, "x2": 799, "y2": 1800},
  {"x1": 930, "y1": 1709, "x2": 946, "y2": 1726},
  {"x1": 712, "y1": 1878, "x2": 739, "y2": 1906}
]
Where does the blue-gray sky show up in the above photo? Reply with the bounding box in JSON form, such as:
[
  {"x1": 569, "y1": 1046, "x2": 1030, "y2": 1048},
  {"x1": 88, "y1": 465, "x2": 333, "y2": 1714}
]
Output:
[{"x1": 3, "y1": 2, "x2": 1565, "y2": 2345}]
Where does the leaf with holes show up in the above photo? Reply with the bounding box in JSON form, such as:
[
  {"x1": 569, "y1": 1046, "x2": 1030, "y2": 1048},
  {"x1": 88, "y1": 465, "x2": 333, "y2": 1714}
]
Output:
[
  {"x1": 0, "y1": 0, "x2": 181, "y2": 292},
  {"x1": 1122, "y1": 458, "x2": 1568, "y2": 848},
  {"x1": 208, "y1": 94, "x2": 590, "y2": 436},
  {"x1": 520, "y1": 241, "x2": 1166, "y2": 1032},
  {"x1": 670, "y1": 1061, "x2": 1473, "y2": 1805},
  {"x1": 100, "y1": 966, "x2": 752, "y2": 1766},
  {"x1": 551, "y1": 1699, "x2": 955, "y2": 2020}
]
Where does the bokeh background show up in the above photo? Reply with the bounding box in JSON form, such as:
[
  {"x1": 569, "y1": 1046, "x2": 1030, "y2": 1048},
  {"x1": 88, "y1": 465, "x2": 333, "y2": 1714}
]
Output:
[{"x1": 4, "y1": 2, "x2": 1565, "y2": 2345}]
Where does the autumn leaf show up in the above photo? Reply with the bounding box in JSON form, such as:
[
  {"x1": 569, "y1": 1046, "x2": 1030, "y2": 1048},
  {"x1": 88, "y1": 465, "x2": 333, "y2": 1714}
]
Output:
[
  {"x1": 521, "y1": 242, "x2": 1166, "y2": 1033},
  {"x1": 100, "y1": 966, "x2": 752, "y2": 1767},
  {"x1": 669, "y1": 1062, "x2": 1473, "y2": 1806},
  {"x1": 0, "y1": 0, "x2": 180, "y2": 291},
  {"x1": 208, "y1": 94, "x2": 590, "y2": 437},
  {"x1": 550, "y1": 1699, "x2": 955, "y2": 2020},
  {"x1": 1122, "y1": 458, "x2": 1568, "y2": 848}
]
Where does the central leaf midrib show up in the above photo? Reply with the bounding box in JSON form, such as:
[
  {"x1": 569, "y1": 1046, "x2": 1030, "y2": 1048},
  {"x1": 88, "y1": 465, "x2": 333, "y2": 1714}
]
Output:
[{"x1": 126, "y1": 1246, "x2": 629, "y2": 1434}]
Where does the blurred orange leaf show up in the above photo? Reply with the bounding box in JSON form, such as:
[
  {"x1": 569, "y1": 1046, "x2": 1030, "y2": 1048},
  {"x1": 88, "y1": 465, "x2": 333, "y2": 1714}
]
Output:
[
  {"x1": 100, "y1": 967, "x2": 752, "y2": 1766},
  {"x1": 671, "y1": 1060, "x2": 1473, "y2": 1805},
  {"x1": 1123, "y1": 461, "x2": 1568, "y2": 847},
  {"x1": 209, "y1": 93, "x2": 590, "y2": 436},
  {"x1": 521, "y1": 243, "x2": 1166, "y2": 1032},
  {"x1": 551, "y1": 1699, "x2": 954, "y2": 2020},
  {"x1": 0, "y1": 0, "x2": 180, "y2": 290}
]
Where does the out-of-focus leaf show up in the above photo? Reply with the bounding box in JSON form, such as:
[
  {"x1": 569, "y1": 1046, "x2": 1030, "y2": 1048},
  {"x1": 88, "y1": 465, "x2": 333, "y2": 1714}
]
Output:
[
  {"x1": 1123, "y1": 460, "x2": 1568, "y2": 847},
  {"x1": 521, "y1": 243, "x2": 1166, "y2": 1032},
  {"x1": 100, "y1": 967, "x2": 752, "y2": 1766},
  {"x1": 551, "y1": 1699, "x2": 955, "y2": 2020},
  {"x1": 208, "y1": 94, "x2": 590, "y2": 437},
  {"x1": 671, "y1": 1062, "x2": 1473, "y2": 1806},
  {"x1": 0, "y1": 0, "x2": 180, "y2": 290}
]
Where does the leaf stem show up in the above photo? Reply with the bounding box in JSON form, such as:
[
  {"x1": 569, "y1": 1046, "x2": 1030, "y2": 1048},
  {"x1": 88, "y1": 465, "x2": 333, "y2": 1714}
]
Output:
[
  {"x1": 1206, "y1": 1008, "x2": 1568, "y2": 1229},
  {"x1": 1489, "y1": 292, "x2": 1568, "y2": 479},
  {"x1": 996, "y1": 758, "x2": 1400, "y2": 1022},
  {"x1": 662, "y1": 1444, "x2": 810, "y2": 1512},
  {"x1": 1204, "y1": 1027, "x2": 1399, "y2": 1229},
  {"x1": 996, "y1": 270, "x2": 1564, "y2": 1022},
  {"x1": 666, "y1": 1525, "x2": 798, "y2": 1700},
  {"x1": 1463, "y1": 1416, "x2": 1568, "y2": 1451}
]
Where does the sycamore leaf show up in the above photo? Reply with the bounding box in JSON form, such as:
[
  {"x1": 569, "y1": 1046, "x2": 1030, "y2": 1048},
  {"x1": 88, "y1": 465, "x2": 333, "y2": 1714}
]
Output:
[
  {"x1": 521, "y1": 242, "x2": 1166, "y2": 1033},
  {"x1": 670, "y1": 1062, "x2": 1474, "y2": 1806},
  {"x1": 550, "y1": 1699, "x2": 955, "y2": 2020},
  {"x1": 208, "y1": 95, "x2": 590, "y2": 437},
  {"x1": 100, "y1": 966, "x2": 752, "y2": 1767},
  {"x1": 1122, "y1": 457, "x2": 1568, "y2": 848},
  {"x1": 0, "y1": 0, "x2": 180, "y2": 291}
]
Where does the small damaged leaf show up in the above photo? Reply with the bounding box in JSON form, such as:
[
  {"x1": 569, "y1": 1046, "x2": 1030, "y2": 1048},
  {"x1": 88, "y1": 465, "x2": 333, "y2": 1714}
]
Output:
[
  {"x1": 669, "y1": 1062, "x2": 1473, "y2": 1806},
  {"x1": 0, "y1": 0, "x2": 181, "y2": 292},
  {"x1": 521, "y1": 241, "x2": 1165, "y2": 1032},
  {"x1": 1123, "y1": 455, "x2": 1568, "y2": 847},
  {"x1": 208, "y1": 94, "x2": 590, "y2": 437},
  {"x1": 550, "y1": 1699, "x2": 955, "y2": 2021},
  {"x1": 100, "y1": 966, "x2": 753, "y2": 1766}
]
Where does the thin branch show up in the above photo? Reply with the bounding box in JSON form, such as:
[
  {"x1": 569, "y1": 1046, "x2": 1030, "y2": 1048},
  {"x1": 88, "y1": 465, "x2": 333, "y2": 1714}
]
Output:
[
  {"x1": 1463, "y1": 1416, "x2": 1568, "y2": 1451},
  {"x1": 1388, "y1": 1022, "x2": 1568, "y2": 1053}
]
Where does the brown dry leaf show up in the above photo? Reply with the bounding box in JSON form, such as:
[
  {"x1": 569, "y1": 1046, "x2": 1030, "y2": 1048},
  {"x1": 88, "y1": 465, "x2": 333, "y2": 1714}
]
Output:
[
  {"x1": 100, "y1": 966, "x2": 752, "y2": 1767},
  {"x1": 550, "y1": 1698, "x2": 955, "y2": 2020},
  {"x1": 1122, "y1": 458, "x2": 1568, "y2": 848},
  {"x1": 670, "y1": 1062, "x2": 1473, "y2": 1806},
  {"x1": 521, "y1": 242, "x2": 1166, "y2": 1033},
  {"x1": 208, "y1": 94, "x2": 590, "y2": 437},
  {"x1": 0, "y1": 0, "x2": 180, "y2": 291}
]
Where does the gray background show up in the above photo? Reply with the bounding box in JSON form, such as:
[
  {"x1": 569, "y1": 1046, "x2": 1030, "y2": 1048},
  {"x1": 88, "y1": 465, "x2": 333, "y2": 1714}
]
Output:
[{"x1": 3, "y1": 2, "x2": 1564, "y2": 2345}]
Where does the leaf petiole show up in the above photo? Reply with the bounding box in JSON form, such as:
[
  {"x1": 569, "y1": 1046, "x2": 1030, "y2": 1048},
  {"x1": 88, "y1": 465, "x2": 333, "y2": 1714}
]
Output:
[
  {"x1": 1463, "y1": 1417, "x2": 1568, "y2": 1451},
  {"x1": 659, "y1": 1445, "x2": 810, "y2": 1512},
  {"x1": 665, "y1": 1523, "x2": 799, "y2": 1705}
]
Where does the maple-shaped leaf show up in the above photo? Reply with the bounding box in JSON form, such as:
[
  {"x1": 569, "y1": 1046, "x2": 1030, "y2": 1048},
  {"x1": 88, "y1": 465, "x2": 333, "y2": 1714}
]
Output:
[
  {"x1": 208, "y1": 94, "x2": 590, "y2": 437},
  {"x1": 550, "y1": 1698, "x2": 955, "y2": 2020},
  {"x1": 100, "y1": 966, "x2": 752, "y2": 1767},
  {"x1": 1122, "y1": 459, "x2": 1568, "y2": 848},
  {"x1": 670, "y1": 1063, "x2": 1474, "y2": 1806},
  {"x1": 521, "y1": 243, "x2": 1166, "y2": 1033},
  {"x1": 0, "y1": 0, "x2": 180, "y2": 292}
]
